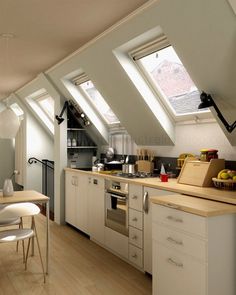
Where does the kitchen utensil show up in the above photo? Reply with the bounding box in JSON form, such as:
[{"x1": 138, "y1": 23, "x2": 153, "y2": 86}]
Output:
[
  {"x1": 122, "y1": 164, "x2": 137, "y2": 174},
  {"x1": 105, "y1": 147, "x2": 114, "y2": 161}
]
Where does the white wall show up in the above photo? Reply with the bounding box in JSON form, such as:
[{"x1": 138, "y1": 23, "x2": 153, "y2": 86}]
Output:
[
  {"x1": 25, "y1": 112, "x2": 54, "y2": 192},
  {"x1": 0, "y1": 139, "x2": 14, "y2": 188},
  {"x1": 140, "y1": 122, "x2": 236, "y2": 160}
]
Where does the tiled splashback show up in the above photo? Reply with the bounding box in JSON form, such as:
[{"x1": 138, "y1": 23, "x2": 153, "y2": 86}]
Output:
[{"x1": 101, "y1": 153, "x2": 236, "y2": 176}]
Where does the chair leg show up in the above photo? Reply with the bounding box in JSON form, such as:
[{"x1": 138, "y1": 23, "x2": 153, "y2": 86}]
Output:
[
  {"x1": 16, "y1": 217, "x2": 23, "y2": 253},
  {"x1": 25, "y1": 238, "x2": 31, "y2": 271},
  {"x1": 32, "y1": 217, "x2": 46, "y2": 283}
]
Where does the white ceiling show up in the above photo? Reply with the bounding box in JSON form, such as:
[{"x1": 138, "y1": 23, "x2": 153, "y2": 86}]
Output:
[{"x1": 0, "y1": 0, "x2": 149, "y2": 100}]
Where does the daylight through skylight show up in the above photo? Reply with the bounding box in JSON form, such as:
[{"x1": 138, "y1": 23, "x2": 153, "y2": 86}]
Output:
[
  {"x1": 139, "y1": 45, "x2": 207, "y2": 116},
  {"x1": 80, "y1": 80, "x2": 120, "y2": 125}
]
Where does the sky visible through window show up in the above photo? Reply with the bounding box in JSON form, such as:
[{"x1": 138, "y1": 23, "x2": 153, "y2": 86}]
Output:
[
  {"x1": 139, "y1": 46, "x2": 207, "y2": 116},
  {"x1": 38, "y1": 96, "x2": 54, "y2": 121},
  {"x1": 80, "y1": 80, "x2": 120, "y2": 124}
]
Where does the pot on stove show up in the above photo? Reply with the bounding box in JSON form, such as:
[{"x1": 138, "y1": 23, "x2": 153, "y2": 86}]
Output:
[{"x1": 122, "y1": 164, "x2": 137, "y2": 174}]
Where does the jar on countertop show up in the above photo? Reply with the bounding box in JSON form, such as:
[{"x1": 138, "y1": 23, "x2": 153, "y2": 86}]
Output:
[{"x1": 200, "y1": 149, "x2": 218, "y2": 162}]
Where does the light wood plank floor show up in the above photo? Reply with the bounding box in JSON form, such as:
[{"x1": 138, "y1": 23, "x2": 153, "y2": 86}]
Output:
[{"x1": 0, "y1": 214, "x2": 152, "y2": 295}]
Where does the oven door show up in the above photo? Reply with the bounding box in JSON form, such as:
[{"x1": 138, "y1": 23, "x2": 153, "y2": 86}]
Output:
[{"x1": 105, "y1": 192, "x2": 128, "y2": 236}]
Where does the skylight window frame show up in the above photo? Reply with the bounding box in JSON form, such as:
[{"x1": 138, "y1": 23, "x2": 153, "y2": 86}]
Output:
[
  {"x1": 131, "y1": 37, "x2": 211, "y2": 122},
  {"x1": 25, "y1": 91, "x2": 54, "y2": 135},
  {"x1": 73, "y1": 75, "x2": 120, "y2": 126},
  {"x1": 35, "y1": 93, "x2": 55, "y2": 123}
]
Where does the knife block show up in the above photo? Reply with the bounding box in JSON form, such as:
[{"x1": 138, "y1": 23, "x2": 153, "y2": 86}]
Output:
[{"x1": 136, "y1": 160, "x2": 154, "y2": 173}]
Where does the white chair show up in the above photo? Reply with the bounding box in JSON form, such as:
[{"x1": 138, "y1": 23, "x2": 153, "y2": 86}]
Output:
[
  {"x1": 0, "y1": 215, "x2": 24, "y2": 255},
  {"x1": 0, "y1": 202, "x2": 46, "y2": 282}
]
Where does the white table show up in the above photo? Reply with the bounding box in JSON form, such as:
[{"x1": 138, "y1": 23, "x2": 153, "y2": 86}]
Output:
[{"x1": 0, "y1": 190, "x2": 50, "y2": 274}]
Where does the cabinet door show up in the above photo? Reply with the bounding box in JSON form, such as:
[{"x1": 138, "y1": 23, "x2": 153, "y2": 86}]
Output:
[
  {"x1": 76, "y1": 173, "x2": 89, "y2": 234},
  {"x1": 88, "y1": 177, "x2": 105, "y2": 244},
  {"x1": 143, "y1": 187, "x2": 178, "y2": 274},
  {"x1": 65, "y1": 171, "x2": 77, "y2": 226},
  {"x1": 153, "y1": 242, "x2": 206, "y2": 295}
]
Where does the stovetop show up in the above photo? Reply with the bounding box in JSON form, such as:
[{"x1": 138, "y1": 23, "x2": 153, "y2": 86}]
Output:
[{"x1": 112, "y1": 172, "x2": 158, "y2": 179}]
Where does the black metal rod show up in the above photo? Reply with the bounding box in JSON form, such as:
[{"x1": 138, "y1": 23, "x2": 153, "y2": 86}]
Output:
[{"x1": 28, "y1": 157, "x2": 54, "y2": 170}]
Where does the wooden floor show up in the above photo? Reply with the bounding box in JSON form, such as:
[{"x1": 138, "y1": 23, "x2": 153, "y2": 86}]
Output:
[{"x1": 0, "y1": 214, "x2": 152, "y2": 295}]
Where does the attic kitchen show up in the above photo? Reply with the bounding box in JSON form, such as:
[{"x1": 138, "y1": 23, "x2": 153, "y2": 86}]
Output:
[{"x1": 0, "y1": 0, "x2": 236, "y2": 294}]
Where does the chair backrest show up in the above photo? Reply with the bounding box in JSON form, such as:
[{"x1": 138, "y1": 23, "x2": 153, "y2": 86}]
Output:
[{"x1": 0, "y1": 203, "x2": 40, "y2": 220}]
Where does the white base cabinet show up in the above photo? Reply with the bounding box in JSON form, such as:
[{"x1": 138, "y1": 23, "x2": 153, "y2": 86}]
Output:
[
  {"x1": 152, "y1": 203, "x2": 236, "y2": 295},
  {"x1": 65, "y1": 171, "x2": 89, "y2": 234},
  {"x1": 143, "y1": 187, "x2": 178, "y2": 274},
  {"x1": 88, "y1": 176, "x2": 105, "y2": 245}
]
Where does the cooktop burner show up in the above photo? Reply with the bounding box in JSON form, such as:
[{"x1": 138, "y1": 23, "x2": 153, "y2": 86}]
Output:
[{"x1": 113, "y1": 172, "x2": 157, "y2": 179}]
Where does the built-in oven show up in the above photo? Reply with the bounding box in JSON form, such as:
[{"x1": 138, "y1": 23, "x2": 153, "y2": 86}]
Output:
[{"x1": 105, "y1": 180, "x2": 129, "y2": 236}]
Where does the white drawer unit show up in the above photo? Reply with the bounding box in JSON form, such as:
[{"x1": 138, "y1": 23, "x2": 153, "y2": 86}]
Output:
[
  {"x1": 152, "y1": 198, "x2": 236, "y2": 295},
  {"x1": 152, "y1": 222, "x2": 206, "y2": 262},
  {"x1": 129, "y1": 184, "x2": 143, "y2": 211},
  {"x1": 129, "y1": 227, "x2": 143, "y2": 249},
  {"x1": 129, "y1": 208, "x2": 143, "y2": 230},
  {"x1": 152, "y1": 204, "x2": 207, "y2": 238},
  {"x1": 129, "y1": 244, "x2": 143, "y2": 268}
]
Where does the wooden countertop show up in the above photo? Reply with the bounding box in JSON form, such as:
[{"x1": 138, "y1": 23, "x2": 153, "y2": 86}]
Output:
[
  {"x1": 150, "y1": 194, "x2": 236, "y2": 217},
  {"x1": 65, "y1": 168, "x2": 236, "y2": 205},
  {"x1": 0, "y1": 190, "x2": 49, "y2": 204}
]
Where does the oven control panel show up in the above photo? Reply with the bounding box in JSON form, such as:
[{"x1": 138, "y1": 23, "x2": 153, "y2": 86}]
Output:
[{"x1": 105, "y1": 179, "x2": 128, "y2": 195}]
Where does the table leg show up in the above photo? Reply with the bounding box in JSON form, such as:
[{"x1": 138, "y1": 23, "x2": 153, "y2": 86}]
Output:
[{"x1": 46, "y1": 200, "x2": 50, "y2": 274}]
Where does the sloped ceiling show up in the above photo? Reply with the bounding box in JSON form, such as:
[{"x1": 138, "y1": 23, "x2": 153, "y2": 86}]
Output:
[
  {"x1": 0, "y1": 0, "x2": 149, "y2": 100},
  {"x1": 10, "y1": 0, "x2": 236, "y2": 146}
]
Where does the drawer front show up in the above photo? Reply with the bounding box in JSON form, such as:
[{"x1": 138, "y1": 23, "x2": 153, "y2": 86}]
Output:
[
  {"x1": 153, "y1": 242, "x2": 206, "y2": 295},
  {"x1": 153, "y1": 223, "x2": 206, "y2": 262},
  {"x1": 129, "y1": 227, "x2": 143, "y2": 249},
  {"x1": 129, "y1": 244, "x2": 143, "y2": 268},
  {"x1": 129, "y1": 209, "x2": 143, "y2": 230},
  {"x1": 129, "y1": 184, "x2": 143, "y2": 211},
  {"x1": 152, "y1": 204, "x2": 207, "y2": 238}
]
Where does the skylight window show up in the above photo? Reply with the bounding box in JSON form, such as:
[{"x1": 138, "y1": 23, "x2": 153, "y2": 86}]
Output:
[
  {"x1": 25, "y1": 91, "x2": 54, "y2": 134},
  {"x1": 10, "y1": 103, "x2": 24, "y2": 117},
  {"x1": 36, "y1": 94, "x2": 54, "y2": 121},
  {"x1": 135, "y1": 43, "x2": 209, "y2": 118},
  {"x1": 79, "y1": 80, "x2": 120, "y2": 125}
]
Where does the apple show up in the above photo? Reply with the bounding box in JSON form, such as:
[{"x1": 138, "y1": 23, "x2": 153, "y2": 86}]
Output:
[{"x1": 228, "y1": 170, "x2": 236, "y2": 178}]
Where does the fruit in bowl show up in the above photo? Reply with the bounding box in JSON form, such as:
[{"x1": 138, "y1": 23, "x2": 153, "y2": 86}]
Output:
[{"x1": 217, "y1": 169, "x2": 236, "y2": 180}]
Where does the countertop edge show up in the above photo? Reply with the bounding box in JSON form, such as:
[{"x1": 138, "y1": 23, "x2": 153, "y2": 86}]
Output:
[{"x1": 64, "y1": 168, "x2": 236, "y2": 205}]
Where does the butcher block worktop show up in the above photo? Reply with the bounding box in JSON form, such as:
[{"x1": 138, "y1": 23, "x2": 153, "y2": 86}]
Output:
[
  {"x1": 150, "y1": 194, "x2": 236, "y2": 217},
  {"x1": 65, "y1": 168, "x2": 236, "y2": 205}
]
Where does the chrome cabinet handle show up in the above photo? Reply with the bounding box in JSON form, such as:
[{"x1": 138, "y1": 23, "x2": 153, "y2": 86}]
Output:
[
  {"x1": 167, "y1": 258, "x2": 183, "y2": 268},
  {"x1": 132, "y1": 217, "x2": 138, "y2": 222},
  {"x1": 132, "y1": 195, "x2": 138, "y2": 200},
  {"x1": 167, "y1": 236, "x2": 183, "y2": 246},
  {"x1": 167, "y1": 216, "x2": 183, "y2": 223},
  {"x1": 143, "y1": 191, "x2": 148, "y2": 214},
  {"x1": 132, "y1": 254, "x2": 137, "y2": 258}
]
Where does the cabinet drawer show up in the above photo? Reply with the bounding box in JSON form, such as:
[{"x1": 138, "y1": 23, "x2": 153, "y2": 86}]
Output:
[
  {"x1": 153, "y1": 223, "x2": 206, "y2": 262},
  {"x1": 152, "y1": 204, "x2": 207, "y2": 238},
  {"x1": 129, "y1": 227, "x2": 143, "y2": 249},
  {"x1": 129, "y1": 184, "x2": 143, "y2": 211},
  {"x1": 129, "y1": 244, "x2": 143, "y2": 268},
  {"x1": 129, "y1": 209, "x2": 143, "y2": 230},
  {"x1": 153, "y1": 242, "x2": 206, "y2": 295}
]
